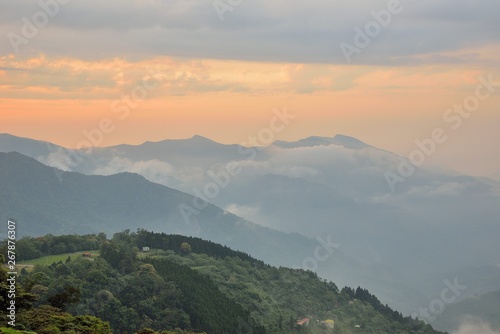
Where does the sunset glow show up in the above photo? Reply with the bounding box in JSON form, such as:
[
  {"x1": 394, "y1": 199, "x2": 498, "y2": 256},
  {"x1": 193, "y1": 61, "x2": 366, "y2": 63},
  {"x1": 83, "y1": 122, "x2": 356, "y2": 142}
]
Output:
[{"x1": 1, "y1": 0, "x2": 499, "y2": 176}]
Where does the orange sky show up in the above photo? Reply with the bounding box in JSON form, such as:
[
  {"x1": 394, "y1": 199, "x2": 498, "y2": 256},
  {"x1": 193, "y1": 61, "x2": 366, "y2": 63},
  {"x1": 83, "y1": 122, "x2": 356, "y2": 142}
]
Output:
[{"x1": 1, "y1": 52, "x2": 499, "y2": 176}]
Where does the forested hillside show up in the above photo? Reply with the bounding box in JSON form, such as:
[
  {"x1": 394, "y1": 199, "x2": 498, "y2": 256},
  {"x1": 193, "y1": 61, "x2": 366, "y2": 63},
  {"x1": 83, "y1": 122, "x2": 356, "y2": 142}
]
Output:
[{"x1": 1, "y1": 231, "x2": 446, "y2": 333}]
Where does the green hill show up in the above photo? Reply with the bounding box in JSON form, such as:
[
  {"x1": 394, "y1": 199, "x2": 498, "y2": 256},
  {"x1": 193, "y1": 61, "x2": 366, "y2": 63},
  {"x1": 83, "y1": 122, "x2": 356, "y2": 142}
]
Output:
[
  {"x1": 0, "y1": 151, "x2": 359, "y2": 274},
  {"x1": 2, "y1": 230, "x2": 445, "y2": 334}
]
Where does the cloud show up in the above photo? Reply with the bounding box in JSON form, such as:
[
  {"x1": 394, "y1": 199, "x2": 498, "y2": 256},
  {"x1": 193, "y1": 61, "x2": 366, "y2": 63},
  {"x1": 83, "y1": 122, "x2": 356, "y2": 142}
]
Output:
[
  {"x1": 0, "y1": 55, "x2": 248, "y2": 99},
  {"x1": 451, "y1": 317, "x2": 500, "y2": 334},
  {"x1": 38, "y1": 148, "x2": 74, "y2": 171},
  {"x1": 0, "y1": 55, "x2": 364, "y2": 99},
  {"x1": 225, "y1": 203, "x2": 261, "y2": 221},
  {"x1": 402, "y1": 182, "x2": 469, "y2": 197},
  {"x1": 1, "y1": 0, "x2": 499, "y2": 65},
  {"x1": 39, "y1": 149, "x2": 186, "y2": 189},
  {"x1": 93, "y1": 156, "x2": 175, "y2": 184},
  {"x1": 37, "y1": 136, "x2": 500, "y2": 210},
  {"x1": 189, "y1": 143, "x2": 403, "y2": 202}
]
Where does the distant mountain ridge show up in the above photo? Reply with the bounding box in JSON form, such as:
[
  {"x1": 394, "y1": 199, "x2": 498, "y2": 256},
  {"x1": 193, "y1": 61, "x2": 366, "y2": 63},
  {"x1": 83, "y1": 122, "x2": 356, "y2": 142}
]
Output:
[
  {"x1": 2, "y1": 133, "x2": 500, "y2": 316},
  {"x1": 0, "y1": 133, "x2": 58, "y2": 158},
  {"x1": 0, "y1": 133, "x2": 370, "y2": 152},
  {"x1": 0, "y1": 151, "x2": 358, "y2": 274},
  {"x1": 273, "y1": 134, "x2": 370, "y2": 150},
  {"x1": 433, "y1": 289, "x2": 500, "y2": 332}
]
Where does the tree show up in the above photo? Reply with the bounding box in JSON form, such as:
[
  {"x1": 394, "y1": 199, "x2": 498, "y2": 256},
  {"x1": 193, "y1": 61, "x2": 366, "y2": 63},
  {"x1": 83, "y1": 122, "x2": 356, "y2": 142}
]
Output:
[
  {"x1": 18, "y1": 305, "x2": 111, "y2": 333},
  {"x1": 47, "y1": 285, "x2": 81, "y2": 311},
  {"x1": 180, "y1": 242, "x2": 191, "y2": 255}
]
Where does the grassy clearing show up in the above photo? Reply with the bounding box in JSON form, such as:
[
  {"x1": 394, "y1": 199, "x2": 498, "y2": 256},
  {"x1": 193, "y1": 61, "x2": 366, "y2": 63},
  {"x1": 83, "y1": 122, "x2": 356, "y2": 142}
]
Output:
[
  {"x1": 16, "y1": 250, "x2": 100, "y2": 270},
  {"x1": 0, "y1": 327, "x2": 36, "y2": 334}
]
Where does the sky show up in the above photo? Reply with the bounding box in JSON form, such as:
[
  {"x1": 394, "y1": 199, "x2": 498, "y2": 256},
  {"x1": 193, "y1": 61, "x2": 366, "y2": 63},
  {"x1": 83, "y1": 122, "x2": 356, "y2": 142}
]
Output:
[{"x1": 0, "y1": 0, "x2": 499, "y2": 177}]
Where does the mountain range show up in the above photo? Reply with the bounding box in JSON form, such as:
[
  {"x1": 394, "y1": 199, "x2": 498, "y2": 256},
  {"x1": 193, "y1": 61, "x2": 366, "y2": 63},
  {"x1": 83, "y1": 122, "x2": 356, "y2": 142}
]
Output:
[
  {"x1": 0, "y1": 151, "x2": 354, "y2": 270},
  {"x1": 1, "y1": 133, "x2": 500, "y2": 327}
]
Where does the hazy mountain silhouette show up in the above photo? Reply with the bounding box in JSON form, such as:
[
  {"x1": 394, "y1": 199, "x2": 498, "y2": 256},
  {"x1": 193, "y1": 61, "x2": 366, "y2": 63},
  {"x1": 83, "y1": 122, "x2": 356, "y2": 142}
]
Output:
[{"x1": 2, "y1": 133, "x2": 500, "y2": 315}]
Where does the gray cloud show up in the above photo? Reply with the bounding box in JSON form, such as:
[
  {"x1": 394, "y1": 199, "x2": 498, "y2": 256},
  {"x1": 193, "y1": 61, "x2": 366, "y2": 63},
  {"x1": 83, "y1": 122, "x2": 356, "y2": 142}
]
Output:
[
  {"x1": 451, "y1": 317, "x2": 500, "y2": 334},
  {"x1": 1, "y1": 0, "x2": 499, "y2": 64},
  {"x1": 0, "y1": 66, "x2": 29, "y2": 71}
]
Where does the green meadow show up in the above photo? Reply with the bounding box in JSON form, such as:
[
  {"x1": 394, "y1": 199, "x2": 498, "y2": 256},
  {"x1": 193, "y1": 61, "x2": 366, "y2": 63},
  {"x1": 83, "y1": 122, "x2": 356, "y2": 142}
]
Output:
[{"x1": 17, "y1": 250, "x2": 100, "y2": 270}]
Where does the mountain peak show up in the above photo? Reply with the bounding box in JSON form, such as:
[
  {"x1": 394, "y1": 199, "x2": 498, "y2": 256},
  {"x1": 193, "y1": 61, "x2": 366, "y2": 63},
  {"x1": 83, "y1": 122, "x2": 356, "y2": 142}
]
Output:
[
  {"x1": 332, "y1": 134, "x2": 370, "y2": 149},
  {"x1": 272, "y1": 134, "x2": 370, "y2": 150},
  {"x1": 0, "y1": 133, "x2": 61, "y2": 159},
  {"x1": 132, "y1": 135, "x2": 220, "y2": 148},
  {"x1": 189, "y1": 135, "x2": 216, "y2": 143}
]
